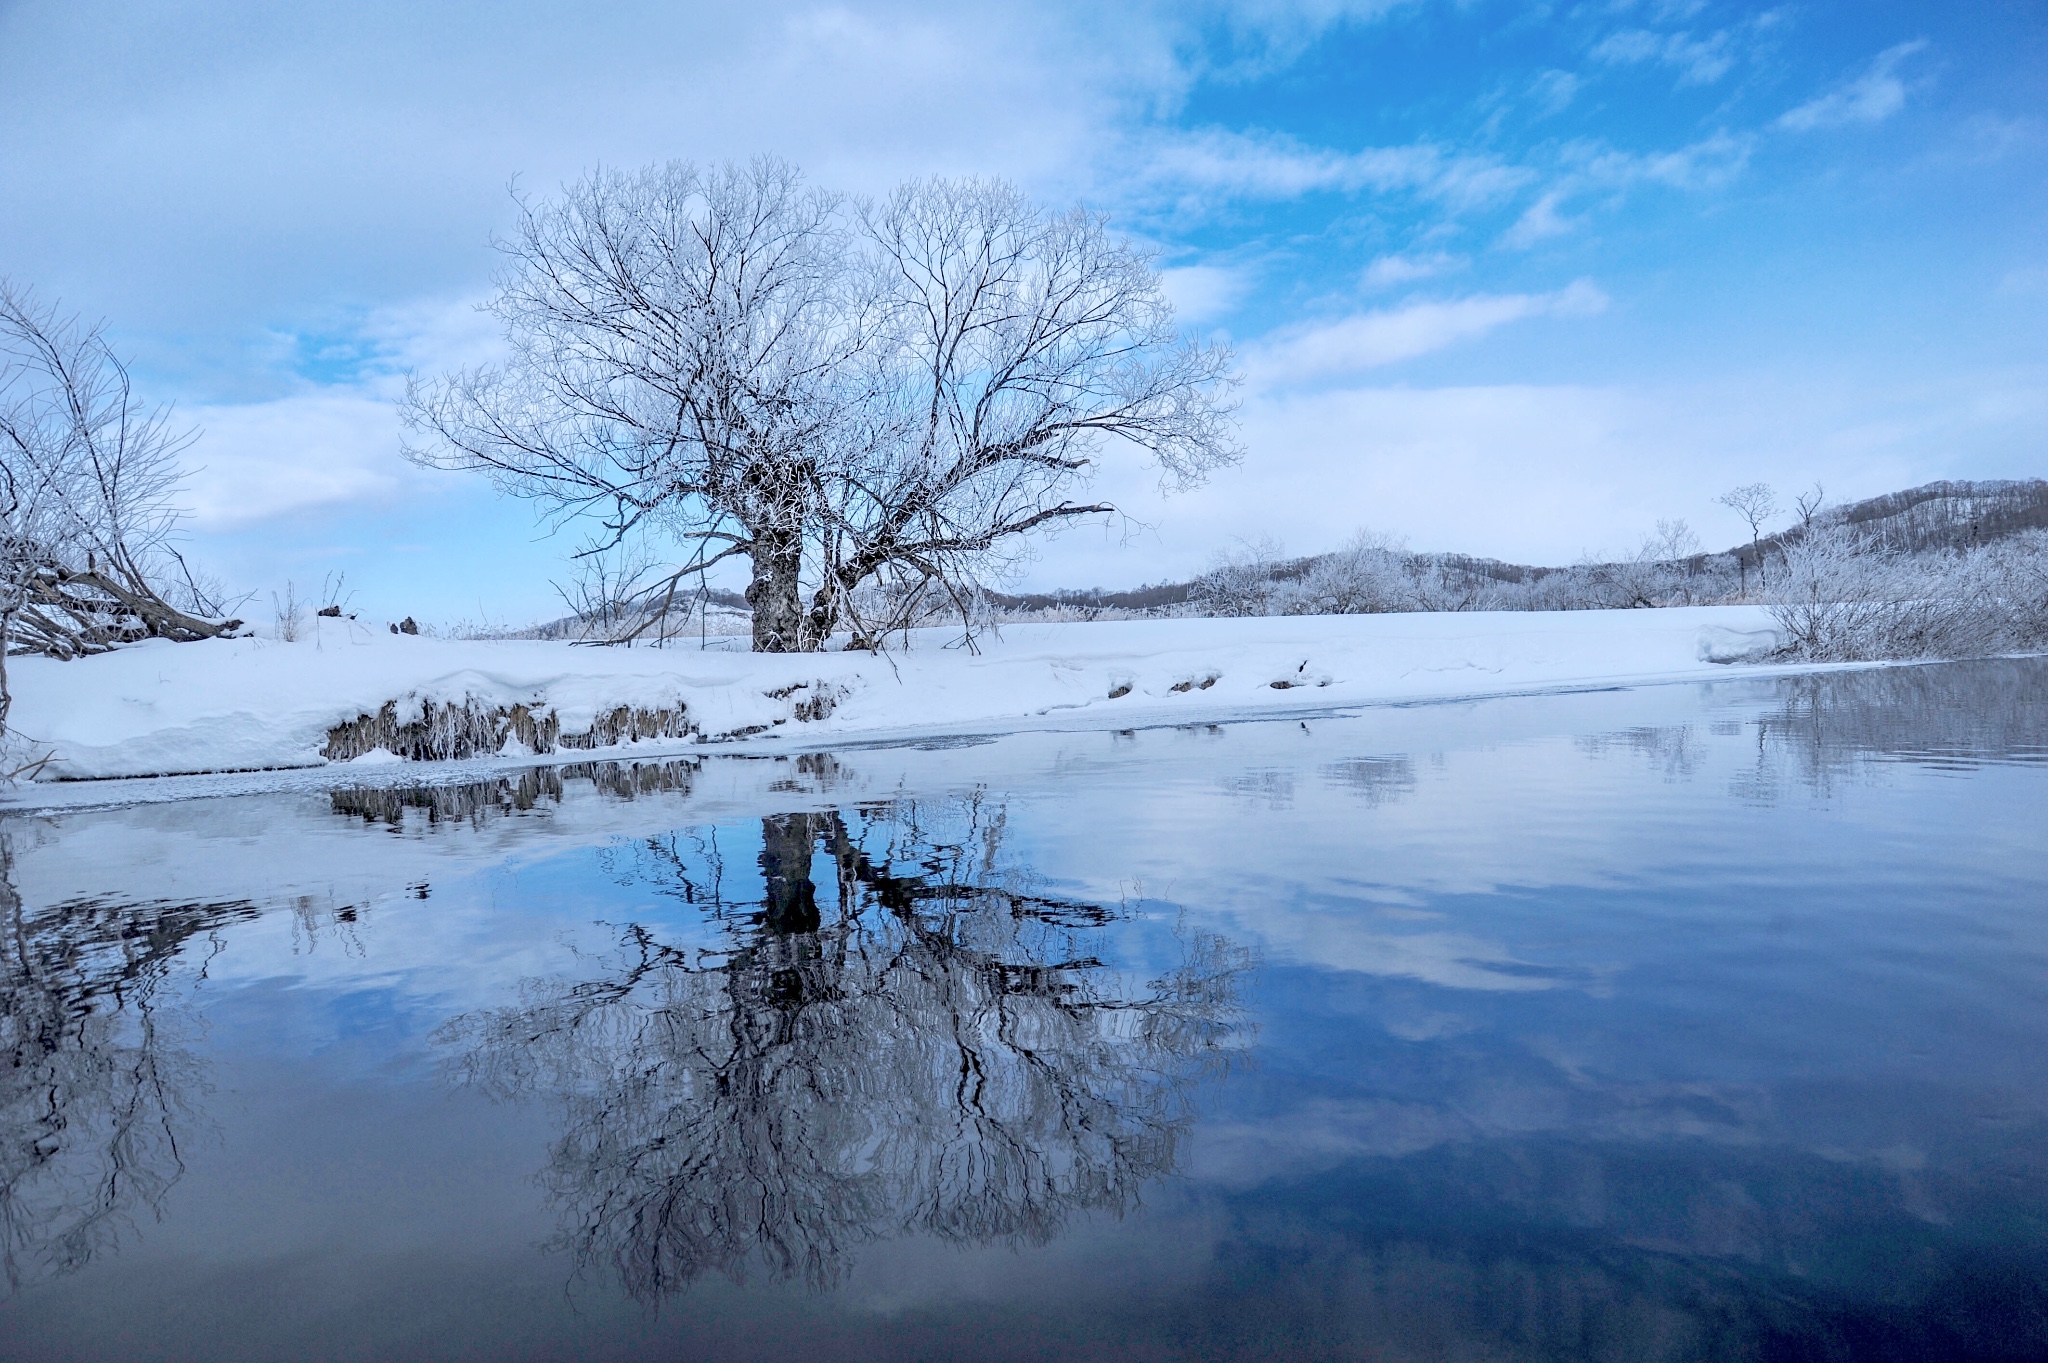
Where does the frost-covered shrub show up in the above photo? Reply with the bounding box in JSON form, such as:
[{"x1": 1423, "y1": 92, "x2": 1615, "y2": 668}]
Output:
[
  {"x1": 1406, "y1": 560, "x2": 1489, "y2": 612},
  {"x1": 1766, "y1": 526, "x2": 2025, "y2": 661},
  {"x1": 1281, "y1": 531, "x2": 1411, "y2": 615},
  {"x1": 1979, "y1": 529, "x2": 2048, "y2": 648},
  {"x1": 1193, "y1": 538, "x2": 1289, "y2": 617}
]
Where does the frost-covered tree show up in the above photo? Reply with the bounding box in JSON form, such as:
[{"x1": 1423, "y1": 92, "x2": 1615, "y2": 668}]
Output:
[
  {"x1": 1769, "y1": 523, "x2": 2048, "y2": 661},
  {"x1": 1283, "y1": 529, "x2": 1411, "y2": 615},
  {"x1": 402, "y1": 160, "x2": 1239, "y2": 652},
  {"x1": 1192, "y1": 536, "x2": 1290, "y2": 617},
  {"x1": 0, "y1": 285, "x2": 240, "y2": 741},
  {"x1": 811, "y1": 179, "x2": 1239, "y2": 647},
  {"x1": 402, "y1": 160, "x2": 860, "y2": 652}
]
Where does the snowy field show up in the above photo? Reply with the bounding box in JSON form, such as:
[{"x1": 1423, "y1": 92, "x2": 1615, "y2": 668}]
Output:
[{"x1": 4, "y1": 606, "x2": 1806, "y2": 785}]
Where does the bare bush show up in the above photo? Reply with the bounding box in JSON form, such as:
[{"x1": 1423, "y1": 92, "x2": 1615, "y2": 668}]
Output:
[{"x1": 271, "y1": 581, "x2": 304, "y2": 643}]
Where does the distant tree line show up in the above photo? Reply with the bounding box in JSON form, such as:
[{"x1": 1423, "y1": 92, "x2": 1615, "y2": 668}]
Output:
[{"x1": 951, "y1": 480, "x2": 2048, "y2": 664}]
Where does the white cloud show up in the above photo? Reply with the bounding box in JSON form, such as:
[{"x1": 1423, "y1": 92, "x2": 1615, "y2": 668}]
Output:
[
  {"x1": 1528, "y1": 69, "x2": 1580, "y2": 116},
  {"x1": 1140, "y1": 127, "x2": 1533, "y2": 210},
  {"x1": 1158, "y1": 264, "x2": 1252, "y2": 324},
  {"x1": 1501, "y1": 191, "x2": 1579, "y2": 248},
  {"x1": 1778, "y1": 40, "x2": 1929, "y2": 132},
  {"x1": 181, "y1": 388, "x2": 425, "y2": 530},
  {"x1": 1361, "y1": 252, "x2": 1463, "y2": 289},
  {"x1": 172, "y1": 297, "x2": 501, "y2": 529},
  {"x1": 1246, "y1": 280, "x2": 1608, "y2": 386},
  {"x1": 1592, "y1": 27, "x2": 1735, "y2": 86},
  {"x1": 1571, "y1": 131, "x2": 1754, "y2": 191}
]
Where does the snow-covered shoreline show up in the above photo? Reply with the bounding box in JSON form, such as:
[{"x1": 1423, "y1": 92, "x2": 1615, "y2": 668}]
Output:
[{"x1": 4, "y1": 606, "x2": 1807, "y2": 785}]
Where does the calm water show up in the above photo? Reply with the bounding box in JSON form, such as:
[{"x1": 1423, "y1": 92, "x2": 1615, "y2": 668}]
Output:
[{"x1": 2, "y1": 660, "x2": 2046, "y2": 1362}]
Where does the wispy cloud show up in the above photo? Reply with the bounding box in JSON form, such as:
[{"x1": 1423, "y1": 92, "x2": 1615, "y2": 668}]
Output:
[
  {"x1": 1361, "y1": 251, "x2": 1464, "y2": 289},
  {"x1": 1501, "y1": 191, "x2": 1579, "y2": 249},
  {"x1": 1570, "y1": 130, "x2": 1753, "y2": 190},
  {"x1": 1592, "y1": 27, "x2": 1735, "y2": 86},
  {"x1": 1494, "y1": 132, "x2": 1750, "y2": 249},
  {"x1": 1141, "y1": 128, "x2": 1533, "y2": 210},
  {"x1": 176, "y1": 296, "x2": 501, "y2": 529},
  {"x1": 1528, "y1": 69, "x2": 1581, "y2": 116},
  {"x1": 1247, "y1": 280, "x2": 1608, "y2": 386},
  {"x1": 182, "y1": 390, "x2": 421, "y2": 530},
  {"x1": 2000, "y1": 265, "x2": 2048, "y2": 297},
  {"x1": 1778, "y1": 40, "x2": 1929, "y2": 131}
]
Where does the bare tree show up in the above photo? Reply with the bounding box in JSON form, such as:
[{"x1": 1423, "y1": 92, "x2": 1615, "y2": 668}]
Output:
[
  {"x1": 0, "y1": 285, "x2": 240, "y2": 742},
  {"x1": 1794, "y1": 482, "x2": 1826, "y2": 530},
  {"x1": 1717, "y1": 482, "x2": 1778, "y2": 595},
  {"x1": 1649, "y1": 518, "x2": 1701, "y2": 562},
  {"x1": 402, "y1": 161, "x2": 1239, "y2": 652},
  {"x1": 1602, "y1": 519, "x2": 1706, "y2": 608},
  {"x1": 552, "y1": 538, "x2": 661, "y2": 644}
]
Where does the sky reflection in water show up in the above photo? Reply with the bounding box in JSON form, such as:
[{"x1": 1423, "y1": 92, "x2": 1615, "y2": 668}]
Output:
[{"x1": 2, "y1": 659, "x2": 2046, "y2": 1361}]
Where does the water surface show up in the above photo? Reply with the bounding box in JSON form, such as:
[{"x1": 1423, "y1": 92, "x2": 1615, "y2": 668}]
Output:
[{"x1": 2, "y1": 660, "x2": 2046, "y2": 1361}]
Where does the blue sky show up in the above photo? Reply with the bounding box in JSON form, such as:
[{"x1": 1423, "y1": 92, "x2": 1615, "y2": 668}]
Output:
[{"x1": 2, "y1": 0, "x2": 2042, "y2": 624}]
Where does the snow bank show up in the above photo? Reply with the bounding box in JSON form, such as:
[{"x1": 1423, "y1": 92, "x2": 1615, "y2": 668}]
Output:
[{"x1": 5, "y1": 606, "x2": 1794, "y2": 782}]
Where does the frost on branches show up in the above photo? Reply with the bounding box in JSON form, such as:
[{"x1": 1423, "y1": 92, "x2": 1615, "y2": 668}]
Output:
[
  {"x1": 0, "y1": 284, "x2": 242, "y2": 745},
  {"x1": 401, "y1": 158, "x2": 1240, "y2": 653}
]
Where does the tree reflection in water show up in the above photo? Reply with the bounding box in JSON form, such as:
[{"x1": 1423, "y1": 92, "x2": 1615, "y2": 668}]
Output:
[
  {"x1": 440, "y1": 794, "x2": 1251, "y2": 1299},
  {"x1": 0, "y1": 836, "x2": 251, "y2": 1289},
  {"x1": 1740, "y1": 656, "x2": 2048, "y2": 796}
]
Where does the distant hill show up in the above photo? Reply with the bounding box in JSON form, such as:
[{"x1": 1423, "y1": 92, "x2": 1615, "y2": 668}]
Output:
[
  {"x1": 994, "y1": 479, "x2": 2048, "y2": 617},
  {"x1": 492, "y1": 479, "x2": 2048, "y2": 636},
  {"x1": 1771, "y1": 479, "x2": 2048, "y2": 556}
]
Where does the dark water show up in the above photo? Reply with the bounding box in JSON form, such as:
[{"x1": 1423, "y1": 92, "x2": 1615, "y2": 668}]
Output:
[{"x1": 2, "y1": 660, "x2": 2047, "y2": 1362}]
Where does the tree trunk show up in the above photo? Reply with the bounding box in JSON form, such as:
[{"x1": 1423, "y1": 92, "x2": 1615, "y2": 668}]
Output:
[
  {"x1": 758, "y1": 814, "x2": 821, "y2": 936},
  {"x1": 745, "y1": 529, "x2": 805, "y2": 652},
  {"x1": 0, "y1": 609, "x2": 11, "y2": 738}
]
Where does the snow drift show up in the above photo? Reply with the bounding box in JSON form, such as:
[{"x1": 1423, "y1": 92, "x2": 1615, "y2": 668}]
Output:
[{"x1": 5, "y1": 607, "x2": 1797, "y2": 782}]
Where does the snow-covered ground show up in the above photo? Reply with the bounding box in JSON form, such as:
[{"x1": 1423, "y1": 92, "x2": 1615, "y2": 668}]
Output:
[{"x1": 5, "y1": 606, "x2": 1800, "y2": 783}]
